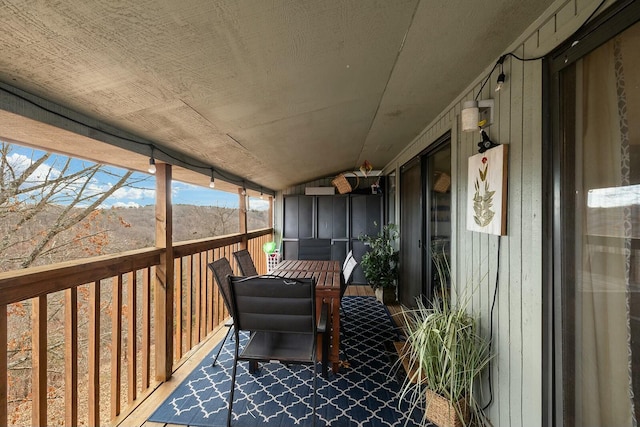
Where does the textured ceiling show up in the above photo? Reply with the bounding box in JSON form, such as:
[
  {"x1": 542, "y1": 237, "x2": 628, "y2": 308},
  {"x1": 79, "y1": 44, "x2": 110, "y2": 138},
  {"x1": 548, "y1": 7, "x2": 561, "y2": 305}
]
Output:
[{"x1": 0, "y1": 0, "x2": 555, "y2": 191}]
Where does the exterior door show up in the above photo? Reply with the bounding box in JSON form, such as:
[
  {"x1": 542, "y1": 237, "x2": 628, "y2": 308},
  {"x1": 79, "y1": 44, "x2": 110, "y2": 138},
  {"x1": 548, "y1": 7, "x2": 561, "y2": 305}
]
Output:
[
  {"x1": 550, "y1": 8, "x2": 640, "y2": 425},
  {"x1": 399, "y1": 134, "x2": 451, "y2": 307},
  {"x1": 400, "y1": 158, "x2": 422, "y2": 307}
]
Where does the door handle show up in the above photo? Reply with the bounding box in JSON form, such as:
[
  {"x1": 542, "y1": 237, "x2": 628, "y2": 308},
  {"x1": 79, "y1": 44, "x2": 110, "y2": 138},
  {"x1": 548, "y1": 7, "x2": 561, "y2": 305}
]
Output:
[{"x1": 418, "y1": 240, "x2": 422, "y2": 249}]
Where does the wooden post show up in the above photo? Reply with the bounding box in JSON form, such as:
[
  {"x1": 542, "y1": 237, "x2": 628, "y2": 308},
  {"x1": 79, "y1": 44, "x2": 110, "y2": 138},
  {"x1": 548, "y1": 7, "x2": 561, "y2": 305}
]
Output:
[
  {"x1": 155, "y1": 163, "x2": 174, "y2": 381},
  {"x1": 267, "y1": 195, "x2": 274, "y2": 229},
  {"x1": 239, "y1": 188, "x2": 248, "y2": 250}
]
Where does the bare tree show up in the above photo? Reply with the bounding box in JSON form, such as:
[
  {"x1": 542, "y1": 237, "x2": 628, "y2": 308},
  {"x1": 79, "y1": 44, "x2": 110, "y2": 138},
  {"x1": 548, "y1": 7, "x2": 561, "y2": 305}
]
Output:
[{"x1": 0, "y1": 141, "x2": 151, "y2": 270}]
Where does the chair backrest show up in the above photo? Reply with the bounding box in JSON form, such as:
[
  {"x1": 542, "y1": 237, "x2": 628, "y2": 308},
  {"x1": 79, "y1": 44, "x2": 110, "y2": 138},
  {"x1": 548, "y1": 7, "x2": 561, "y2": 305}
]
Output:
[
  {"x1": 343, "y1": 255, "x2": 357, "y2": 285},
  {"x1": 342, "y1": 250, "x2": 354, "y2": 271},
  {"x1": 233, "y1": 249, "x2": 259, "y2": 276},
  {"x1": 208, "y1": 257, "x2": 235, "y2": 316},
  {"x1": 228, "y1": 275, "x2": 316, "y2": 335},
  {"x1": 298, "y1": 238, "x2": 332, "y2": 260}
]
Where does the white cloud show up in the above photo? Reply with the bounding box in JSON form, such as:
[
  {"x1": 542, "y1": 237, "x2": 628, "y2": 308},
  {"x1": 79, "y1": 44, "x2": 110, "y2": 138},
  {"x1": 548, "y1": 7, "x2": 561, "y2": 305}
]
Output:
[
  {"x1": 6, "y1": 153, "x2": 61, "y2": 183},
  {"x1": 111, "y1": 186, "x2": 156, "y2": 200}
]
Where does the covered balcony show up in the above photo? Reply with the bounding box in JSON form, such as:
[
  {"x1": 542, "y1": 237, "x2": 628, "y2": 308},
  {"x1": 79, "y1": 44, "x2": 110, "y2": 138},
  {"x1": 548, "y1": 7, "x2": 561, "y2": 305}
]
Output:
[{"x1": 2, "y1": 1, "x2": 634, "y2": 426}]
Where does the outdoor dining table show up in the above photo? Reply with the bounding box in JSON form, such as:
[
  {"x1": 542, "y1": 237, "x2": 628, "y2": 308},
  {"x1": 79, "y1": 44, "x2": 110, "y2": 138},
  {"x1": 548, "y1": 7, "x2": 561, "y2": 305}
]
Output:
[{"x1": 270, "y1": 259, "x2": 342, "y2": 374}]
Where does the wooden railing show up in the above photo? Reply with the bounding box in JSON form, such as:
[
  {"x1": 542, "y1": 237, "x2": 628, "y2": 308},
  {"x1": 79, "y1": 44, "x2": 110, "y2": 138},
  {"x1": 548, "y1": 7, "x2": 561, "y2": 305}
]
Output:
[{"x1": 0, "y1": 228, "x2": 273, "y2": 427}]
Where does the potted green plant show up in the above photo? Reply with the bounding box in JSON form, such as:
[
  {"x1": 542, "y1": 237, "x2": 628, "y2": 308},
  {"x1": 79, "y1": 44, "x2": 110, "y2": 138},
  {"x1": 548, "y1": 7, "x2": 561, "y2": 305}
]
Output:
[
  {"x1": 359, "y1": 223, "x2": 399, "y2": 304},
  {"x1": 397, "y1": 252, "x2": 493, "y2": 427}
]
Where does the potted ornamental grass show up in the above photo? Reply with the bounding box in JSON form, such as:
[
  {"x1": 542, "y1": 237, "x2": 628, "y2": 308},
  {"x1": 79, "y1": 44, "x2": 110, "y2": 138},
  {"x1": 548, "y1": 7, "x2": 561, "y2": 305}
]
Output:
[{"x1": 397, "y1": 254, "x2": 493, "y2": 427}]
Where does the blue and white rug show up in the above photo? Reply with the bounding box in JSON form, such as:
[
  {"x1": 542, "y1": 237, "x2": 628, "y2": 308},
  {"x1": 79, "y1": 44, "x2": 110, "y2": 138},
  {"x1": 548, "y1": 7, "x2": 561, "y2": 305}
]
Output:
[{"x1": 148, "y1": 296, "x2": 424, "y2": 426}]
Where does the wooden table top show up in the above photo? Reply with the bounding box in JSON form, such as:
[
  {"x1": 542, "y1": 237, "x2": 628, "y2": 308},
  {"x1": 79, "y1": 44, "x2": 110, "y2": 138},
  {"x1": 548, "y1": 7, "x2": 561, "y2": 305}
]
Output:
[{"x1": 271, "y1": 260, "x2": 341, "y2": 290}]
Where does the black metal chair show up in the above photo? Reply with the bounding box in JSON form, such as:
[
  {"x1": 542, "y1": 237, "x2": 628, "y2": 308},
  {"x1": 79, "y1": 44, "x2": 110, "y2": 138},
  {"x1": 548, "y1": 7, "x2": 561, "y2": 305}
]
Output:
[
  {"x1": 207, "y1": 258, "x2": 235, "y2": 367},
  {"x1": 341, "y1": 251, "x2": 357, "y2": 311},
  {"x1": 298, "y1": 238, "x2": 332, "y2": 260},
  {"x1": 226, "y1": 275, "x2": 327, "y2": 427},
  {"x1": 232, "y1": 249, "x2": 258, "y2": 276}
]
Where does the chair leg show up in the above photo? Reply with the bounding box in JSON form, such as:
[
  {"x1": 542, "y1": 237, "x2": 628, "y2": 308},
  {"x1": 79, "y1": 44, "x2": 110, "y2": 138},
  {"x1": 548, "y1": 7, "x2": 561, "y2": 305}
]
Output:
[
  {"x1": 212, "y1": 326, "x2": 232, "y2": 367},
  {"x1": 312, "y1": 360, "x2": 317, "y2": 427},
  {"x1": 321, "y1": 331, "x2": 329, "y2": 378},
  {"x1": 227, "y1": 349, "x2": 239, "y2": 427},
  {"x1": 340, "y1": 299, "x2": 348, "y2": 321}
]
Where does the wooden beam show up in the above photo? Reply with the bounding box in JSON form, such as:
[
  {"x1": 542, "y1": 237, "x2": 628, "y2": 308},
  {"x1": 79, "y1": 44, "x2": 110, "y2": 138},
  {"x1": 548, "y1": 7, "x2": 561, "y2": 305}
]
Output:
[
  {"x1": 155, "y1": 163, "x2": 174, "y2": 381},
  {"x1": 32, "y1": 295, "x2": 47, "y2": 426},
  {"x1": 65, "y1": 288, "x2": 78, "y2": 426}
]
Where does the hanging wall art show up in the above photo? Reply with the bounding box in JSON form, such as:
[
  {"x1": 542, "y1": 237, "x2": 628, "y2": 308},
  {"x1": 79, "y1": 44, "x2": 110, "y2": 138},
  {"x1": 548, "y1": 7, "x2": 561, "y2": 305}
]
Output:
[{"x1": 466, "y1": 144, "x2": 508, "y2": 235}]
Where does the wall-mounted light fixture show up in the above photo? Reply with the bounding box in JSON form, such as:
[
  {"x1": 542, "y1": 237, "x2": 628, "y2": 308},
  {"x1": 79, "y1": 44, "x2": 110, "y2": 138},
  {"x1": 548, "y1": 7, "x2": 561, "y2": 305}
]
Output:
[
  {"x1": 495, "y1": 55, "x2": 506, "y2": 92},
  {"x1": 209, "y1": 168, "x2": 215, "y2": 188},
  {"x1": 495, "y1": 72, "x2": 506, "y2": 92},
  {"x1": 241, "y1": 182, "x2": 246, "y2": 196},
  {"x1": 148, "y1": 147, "x2": 157, "y2": 174},
  {"x1": 461, "y1": 99, "x2": 494, "y2": 132}
]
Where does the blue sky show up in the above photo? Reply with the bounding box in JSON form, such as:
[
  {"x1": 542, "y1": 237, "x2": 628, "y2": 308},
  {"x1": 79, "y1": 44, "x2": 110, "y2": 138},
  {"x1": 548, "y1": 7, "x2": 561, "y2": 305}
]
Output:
[{"x1": 5, "y1": 141, "x2": 268, "y2": 210}]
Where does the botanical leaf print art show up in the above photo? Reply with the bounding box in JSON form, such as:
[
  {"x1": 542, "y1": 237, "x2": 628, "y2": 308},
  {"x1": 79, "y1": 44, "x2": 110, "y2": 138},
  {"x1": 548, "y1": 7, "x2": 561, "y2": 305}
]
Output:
[
  {"x1": 473, "y1": 156, "x2": 496, "y2": 227},
  {"x1": 467, "y1": 144, "x2": 508, "y2": 236}
]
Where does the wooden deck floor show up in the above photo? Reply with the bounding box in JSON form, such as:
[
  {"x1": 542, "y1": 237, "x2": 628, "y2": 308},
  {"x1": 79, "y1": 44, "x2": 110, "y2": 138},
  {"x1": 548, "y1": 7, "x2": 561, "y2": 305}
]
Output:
[{"x1": 119, "y1": 285, "x2": 404, "y2": 427}]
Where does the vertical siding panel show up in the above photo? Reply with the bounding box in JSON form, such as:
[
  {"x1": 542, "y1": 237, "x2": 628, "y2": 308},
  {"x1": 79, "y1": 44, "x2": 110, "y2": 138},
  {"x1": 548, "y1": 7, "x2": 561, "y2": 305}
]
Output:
[
  {"x1": 450, "y1": 110, "x2": 460, "y2": 296},
  {"x1": 521, "y1": 36, "x2": 544, "y2": 427},
  {"x1": 494, "y1": 54, "x2": 513, "y2": 426},
  {"x1": 508, "y1": 44, "x2": 525, "y2": 427}
]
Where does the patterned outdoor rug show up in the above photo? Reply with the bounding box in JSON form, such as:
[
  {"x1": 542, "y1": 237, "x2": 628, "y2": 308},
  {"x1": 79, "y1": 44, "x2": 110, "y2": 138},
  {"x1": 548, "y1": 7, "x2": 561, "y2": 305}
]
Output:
[{"x1": 148, "y1": 296, "x2": 424, "y2": 426}]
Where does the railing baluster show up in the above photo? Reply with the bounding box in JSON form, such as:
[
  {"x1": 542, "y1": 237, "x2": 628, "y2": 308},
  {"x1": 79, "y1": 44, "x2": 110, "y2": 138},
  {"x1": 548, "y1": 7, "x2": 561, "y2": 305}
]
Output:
[
  {"x1": 32, "y1": 295, "x2": 47, "y2": 426},
  {"x1": 204, "y1": 250, "x2": 212, "y2": 334},
  {"x1": 186, "y1": 255, "x2": 193, "y2": 351},
  {"x1": 127, "y1": 271, "x2": 137, "y2": 404},
  {"x1": 142, "y1": 268, "x2": 150, "y2": 391},
  {"x1": 174, "y1": 258, "x2": 182, "y2": 360},
  {"x1": 89, "y1": 281, "x2": 100, "y2": 426},
  {"x1": 111, "y1": 275, "x2": 123, "y2": 419},
  {"x1": 0, "y1": 304, "x2": 7, "y2": 427},
  {"x1": 65, "y1": 288, "x2": 78, "y2": 426},
  {"x1": 0, "y1": 229, "x2": 273, "y2": 426},
  {"x1": 194, "y1": 253, "x2": 201, "y2": 344}
]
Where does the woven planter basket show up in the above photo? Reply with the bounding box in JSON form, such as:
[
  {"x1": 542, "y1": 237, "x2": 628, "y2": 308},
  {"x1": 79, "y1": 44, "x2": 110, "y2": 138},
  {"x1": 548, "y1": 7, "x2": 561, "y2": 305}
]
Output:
[
  {"x1": 331, "y1": 172, "x2": 359, "y2": 194},
  {"x1": 425, "y1": 390, "x2": 469, "y2": 427}
]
